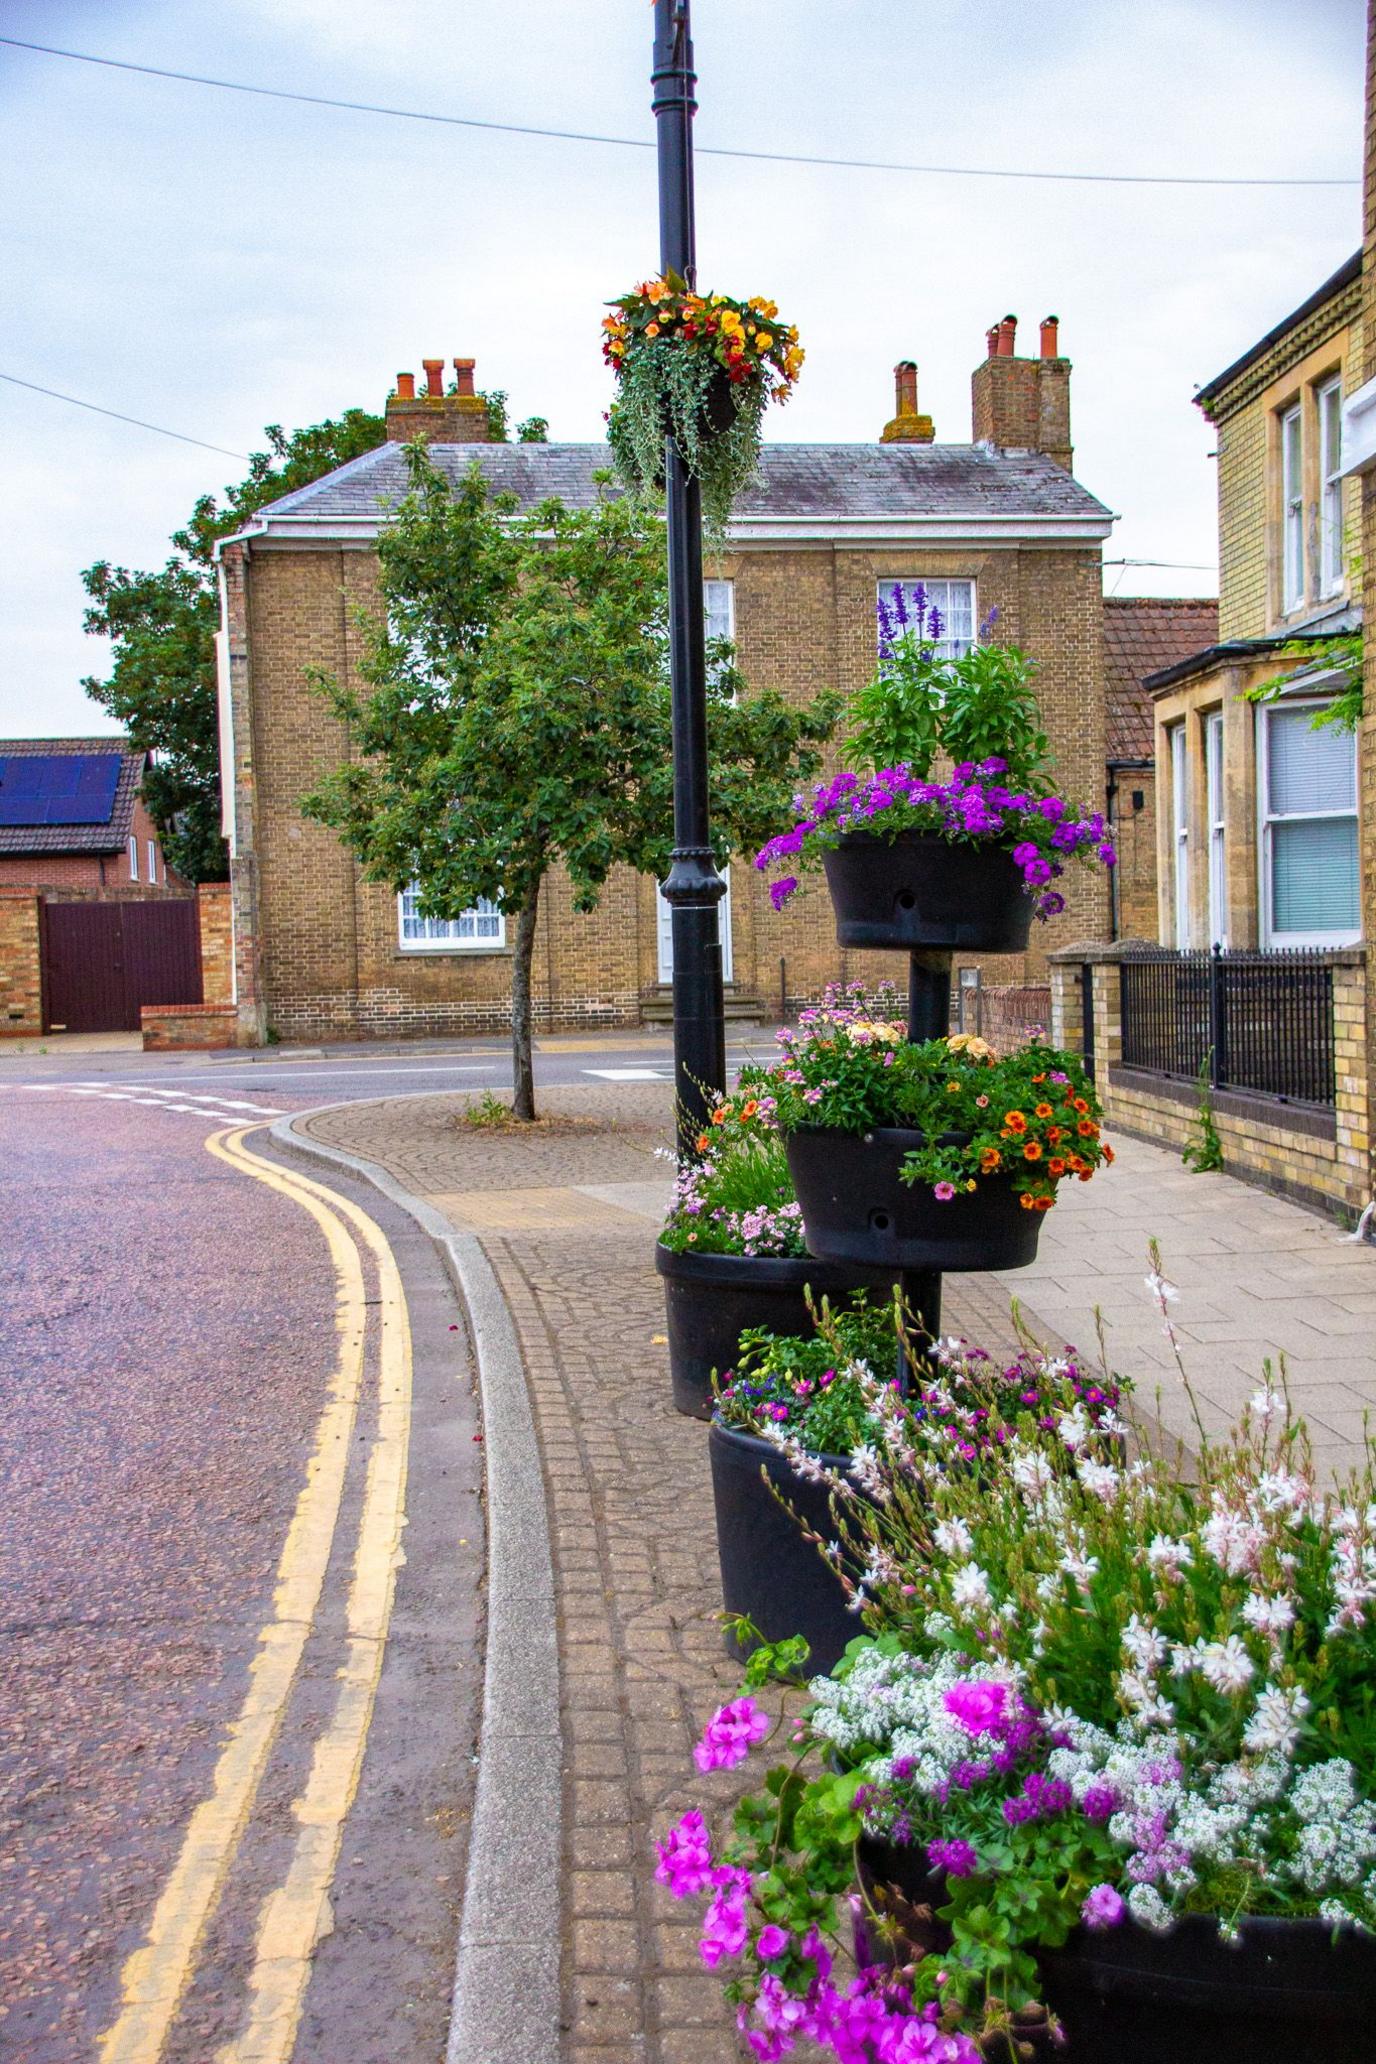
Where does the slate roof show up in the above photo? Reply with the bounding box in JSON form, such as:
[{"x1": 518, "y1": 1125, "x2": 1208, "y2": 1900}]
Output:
[
  {"x1": 1103, "y1": 599, "x2": 1219, "y2": 763},
  {"x1": 242, "y1": 439, "x2": 1113, "y2": 531},
  {"x1": 0, "y1": 735, "x2": 147, "y2": 856}
]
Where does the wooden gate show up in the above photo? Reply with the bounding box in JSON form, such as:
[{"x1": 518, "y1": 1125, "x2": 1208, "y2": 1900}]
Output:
[{"x1": 42, "y1": 901, "x2": 202, "y2": 1034}]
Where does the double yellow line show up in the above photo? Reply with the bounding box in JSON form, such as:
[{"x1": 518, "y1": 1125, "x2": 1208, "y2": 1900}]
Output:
[{"x1": 98, "y1": 1126, "x2": 413, "y2": 2064}]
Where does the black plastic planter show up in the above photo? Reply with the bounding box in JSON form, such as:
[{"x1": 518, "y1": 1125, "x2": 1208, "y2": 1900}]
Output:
[
  {"x1": 854, "y1": 1840, "x2": 1376, "y2": 2064},
  {"x1": 708, "y1": 1418, "x2": 864, "y2": 1677},
  {"x1": 822, "y1": 830, "x2": 1032, "y2": 953},
  {"x1": 654, "y1": 1242, "x2": 895, "y2": 1420},
  {"x1": 785, "y1": 1126, "x2": 1042, "y2": 1272}
]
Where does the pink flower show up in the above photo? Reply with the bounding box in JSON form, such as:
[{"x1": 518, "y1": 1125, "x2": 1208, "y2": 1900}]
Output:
[
  {"x1": 655, "y1": 1809, "x2": 714, "y2": 1897},
  {"x1": 933, "y1": 1181, "x2": 957, "y2": 1203},
  {"x1": 756, "y1": 1923, "x2": 790, "y2": 1960},
  {"x1": 700, "y1": 1870, "x2": 751, "y2": 1967},
  {"x1": 942, "y1": 1679, "x2": 1009, "y2": 1735},
  {"x1": 1082, "y1": 1883, "x2": 1125, "y2": 1930},
  {"x1": 695, "y1": 1695, "x2": 771, "y2": 1772}
]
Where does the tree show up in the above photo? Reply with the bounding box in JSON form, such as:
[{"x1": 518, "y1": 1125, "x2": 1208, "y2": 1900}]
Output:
[
  {"x1": 300, "y1": 440, "x2": 841, "y2": 1119},
  {"x1": 83, "y1": 410, "x2": 386, "y2": 881}
]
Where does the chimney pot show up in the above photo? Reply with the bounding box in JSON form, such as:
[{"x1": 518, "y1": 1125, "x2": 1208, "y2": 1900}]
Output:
[
  {"x1": 996, "y1": 316, "x2": 1017, "y2": 358},
  {"x1": 1040, "y1": 315, "x2": 1060, "y2": 360},
  {"x1": 395, "y1": 371, "x2": 415, "y2": 400},
  {"x1": 422, "y1": 358, "x2": 445, "y2": 398},
  {"x1": 986, "y1": 324, "x2": 1001, "y2": 359},
  {"x1": 452, "y1": 357, "x2": 476, "y2": 397},
  {"x1": 894, "y1": 360, "x2": 918, "y2": 415}
]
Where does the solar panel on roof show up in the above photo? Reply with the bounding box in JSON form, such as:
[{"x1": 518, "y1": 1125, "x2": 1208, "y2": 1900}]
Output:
[{"x1": 0, "y1": 753, "x2": 123, "y2": 826}]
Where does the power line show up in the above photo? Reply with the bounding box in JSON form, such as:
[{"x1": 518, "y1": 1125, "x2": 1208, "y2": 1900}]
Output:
[
  {"x1": 0, "y1": 35, "x2": 1358, "y2": 190},
  {"x1": 0, "y1": 372, "x2": 249, "y2": 459},
  {"x1": 1103, "y1": 558, "x2": 1217, "y2": 570}
]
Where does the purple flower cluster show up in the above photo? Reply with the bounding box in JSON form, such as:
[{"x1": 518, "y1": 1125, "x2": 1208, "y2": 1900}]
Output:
[
  {"x1": 1002, "y1": 1771, "x2": 1074, "y2": 1827},
  {"x1": 754, "y1": 761, "x2": 1114, "y2": 921}
]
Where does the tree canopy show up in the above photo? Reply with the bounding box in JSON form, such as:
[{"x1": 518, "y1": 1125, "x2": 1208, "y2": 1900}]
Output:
[
  {"x1": 301, "y1": 440, "x2": 840, "y2": 1116},
  {"x1": 83, "y1": 410, "x2": 386, "y2": 881}
]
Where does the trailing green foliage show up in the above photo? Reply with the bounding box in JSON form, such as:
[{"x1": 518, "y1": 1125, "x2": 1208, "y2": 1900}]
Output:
[{"x1": 1181, "y1": 1051, "x2": 1225, "y2": 1173}]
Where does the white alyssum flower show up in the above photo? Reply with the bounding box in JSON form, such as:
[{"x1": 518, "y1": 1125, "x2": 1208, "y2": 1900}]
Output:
[{"x1": 1127, "y1": 1884, "x2": 1173, "y2": 1931}]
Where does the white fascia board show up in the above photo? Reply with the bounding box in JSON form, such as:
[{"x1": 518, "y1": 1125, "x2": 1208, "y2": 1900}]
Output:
[
  {"x1": 214, "y1": 562, "x2": 236, "y2": 852},
  {"x1": 1340, "y1": 374, "x2": 1376, "y2": 477},
  {"x1": 233, "y1": 511, "x2": 1115, "y2": 550}
]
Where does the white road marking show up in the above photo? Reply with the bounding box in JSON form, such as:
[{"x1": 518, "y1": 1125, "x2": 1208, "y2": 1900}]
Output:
[
  {"x1": 5, "y1": 1083, "x2": 283, "y2": 1117},
  {"x1": 583, "y1": 1067, "x2": 671, "y2": 1081}
]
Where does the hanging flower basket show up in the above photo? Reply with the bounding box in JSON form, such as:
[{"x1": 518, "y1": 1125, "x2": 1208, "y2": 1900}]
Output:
[{"x1": 602, "y1": 272, "x2": 803, "y2": 535}]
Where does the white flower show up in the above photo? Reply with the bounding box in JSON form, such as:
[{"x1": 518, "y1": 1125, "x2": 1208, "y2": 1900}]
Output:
[
  {"x1": 1241, "y1": 1594, "x2": 1296, "y2": 1639},
  {"x1": 1057, "y1": 1405, "x2": 1091, "y2": 1451},
  {"x1": 1077, "y1": 1457, "x2": 1121, "y2": 1503},
  {"x1": 1198, "y1": 1636, "x2": 1256, "y2": 1696},
  {"x1": 1255, "y1": 1470, "x2": 1305, "y2": 1515},
  {"x1": 1202, "y1": 1507, "x2": 1265, "y2": 1577},
  {"x1": 1011, "y1": 1448, "x2": 1055, "y2": 1500},
  {"x1": 1118, "y1": 1672, "x2": 1175, "y2": 1731},
  {"x1": 1122, "y1": 1614, "x2": 1169, "y2": 1673},
  {"x1": 1144, "y1": 1271, "x2": 1179, "y2": 1303},
  {"x1": 1146, "y1": 1534, "x2": 1193, "y2": 1579},
  {"x1": 933, "y1": 1516, "x2": 973, "y2": 1558},
  {"x1": 1126, "y1": 1884, "x2": 1173, "y2": 1932},
  {"x1": 950, "y1": 1563, "x2": 993, "y2": 1613},
  {"x1": 1242, "y1": 1685, "x2": 1309, "y2": 1756},
  {"x1": 1249, "y1": 1385, "x2": 1283, "y2": 1424},
  {"x1": 1060, "y1": 1545, "x2": 1099, "y2": 1589}
]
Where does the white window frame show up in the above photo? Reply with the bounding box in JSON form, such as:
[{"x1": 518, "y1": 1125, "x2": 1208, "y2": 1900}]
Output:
[
  {"x1": 1204, "y1": 712, "x2": 1226, "y2": 948},
  {"x1": 397, "y1": 886, "x2": 506, "y2": 953},
  {"x1": 1318, "y1": 375, "x2": 1344, "y2": 597},
  {"x1": 1280, "y1": 403, "x2": 1304, "y2": 614},
  {"x1": 704, "y1": 576, "x2": 737, "y2": 698},
  {"x1": 1257, "y1": 697, "x2": 1360, "y2": 948},
  {"x1": 147, "y1": 838, "x2": 157, "y2": 885},
  {"x1": 877, "y1": 578, "x2": 977, "y2": 662},
  {"x1": 128, "y1": 835, "x2": 139, "y2": 882},
  {"x1": 1168, "y1": 722, "x2": 1189, "y2": 948}
]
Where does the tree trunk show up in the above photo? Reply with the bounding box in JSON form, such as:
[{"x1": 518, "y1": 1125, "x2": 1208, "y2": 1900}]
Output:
[{"x1": 511, "y1": 883, "x2": 541, "y2": 1122}]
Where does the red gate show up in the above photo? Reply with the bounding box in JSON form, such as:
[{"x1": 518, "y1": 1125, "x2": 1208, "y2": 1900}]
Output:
[{"x1": 41, "y1": 901, "x2": 202, "y2": 1034}]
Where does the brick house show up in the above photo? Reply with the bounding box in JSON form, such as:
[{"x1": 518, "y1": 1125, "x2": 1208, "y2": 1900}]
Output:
[
  {"x1": 0, "y1": 737, "x2": 187, "y2": 897},
  {"x1": 1048, "y1": 252, "x2": 1372, "y2": 1218},
  {"x1": 218, "y1": 327, "x2": 1121, "y2": 1047}
]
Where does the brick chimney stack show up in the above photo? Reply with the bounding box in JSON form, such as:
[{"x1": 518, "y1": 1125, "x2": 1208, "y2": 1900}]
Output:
[
  {"x1": 971, "y1": 313, "x2": 1073, "y2": 472},
  {"x1": 385, "y1": 356, "x2": 493, "y2": 443},
  {"x1": 880, "y1": 359, "x2": 935, "y2": 444}
]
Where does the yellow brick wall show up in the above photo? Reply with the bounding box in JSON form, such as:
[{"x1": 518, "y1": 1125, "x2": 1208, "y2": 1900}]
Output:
[
  {"x1": 239, "y1": 534, "x2": 1110, "y2": 1041},
  {"x1": 0, "y1": 892, "x2": 42, "y2": 1034},
  {"x1": 1205, "y1": 275, "x2": 1362, "y2": 641},
  {"x1": 1360, "y1": 0, "x2": 1376, "y2": 1206}
]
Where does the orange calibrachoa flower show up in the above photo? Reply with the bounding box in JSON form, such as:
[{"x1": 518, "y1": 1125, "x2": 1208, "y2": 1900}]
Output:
[
  {"x1": 1023, "y1": 1141, "x2": 1043, "y2": 1161},
  {"x1": 1034, "y1": 1102, "x2": 1053, "y2": 1119},
  {"x1": 1004, "y1": 1111, "x2": 1028, "y2": 1133},
  {"x1": 696, "y1": 1132, "x2": 711, "y2": 1153},
  {"x1": 740, "y1": 1100, "x2": 759, "y2": 1121},
  {"x1": 979, "y1": 1148, "x2": 1002, "y2": 1173}
]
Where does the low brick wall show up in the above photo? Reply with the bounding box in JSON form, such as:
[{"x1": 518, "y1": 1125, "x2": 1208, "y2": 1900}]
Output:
[
  {"x1": 0, "y1": 892, "x2": 43, "y2": 1034},
  {"x1": 1049, "y1": 943, "x2": 1372, "y2": 1219},
  {"x1": 141, "y1": 1003, "x2": 241, "y2": 1052}
]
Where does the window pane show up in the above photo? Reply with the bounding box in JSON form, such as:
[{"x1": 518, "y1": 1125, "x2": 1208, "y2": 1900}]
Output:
[
  {"x1": 399, "y1": 884, "x2": 504, "y2": 946},
  {"x1": 877, "y1": 579, "x2": 975, "y2": 660},
  {"x1": 704, "y1": 579, "x2": 734, "y2": 645},
  {"x1": 1267, "y1": 705, "x2": 1355, "y2": 815},
  {"x1": 1272, "y1": 817, "x2": 1359, "y2": 934}
]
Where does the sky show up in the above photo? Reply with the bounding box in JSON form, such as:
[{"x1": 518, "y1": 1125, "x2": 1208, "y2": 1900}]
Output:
[{"x1": 0, "y1": 0, "x2": 1364, "y2": 738}]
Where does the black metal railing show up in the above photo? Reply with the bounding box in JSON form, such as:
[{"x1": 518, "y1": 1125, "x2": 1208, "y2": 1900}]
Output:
[{"x1": 1119, "y1": 947, "x2": 1336, "y2": 1108}]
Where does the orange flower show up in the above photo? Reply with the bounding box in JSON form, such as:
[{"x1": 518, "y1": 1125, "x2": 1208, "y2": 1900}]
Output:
[
  {"x1": 979, "y1": 1148, "x2": 1002, "y2": 1173},
  {"x1": 1004, "y1": 1111, "x2": 1027, "y2": 1133},
  {"x1": 1068, "y1": 1154, "x2": 1087, "y2": 1173},
  {"x1": 1034, "y1": 1194, "x2": 1056, "y2": 1211},
  {"x1": 1019, "y1": 1192, "x2": 1036, "y2": 1211},
  {"x1": 1073, "y1": 1097, "x2": 1090, "y2": 1115},
  {"x1": 1047, "y1": 1126, "x2": 1064, "y2": 1143},
  {"x1": 1031, "y1": 1073, "x2": 1047, "y2": 1084},
  {"x1": 1078, "y1": 1170, "x2": 1094, "y2": 1182},
  {"x1": 1048, "y1": 1157, "x2": 1067, "y2": 1177},
  {"x1": 711, "y1": 1107, "x2": 727, "y2": 1125},
  {"x1": 1023, "y1": 1141, "x2": 1043, "y2": 1161},
  {"x1": 1077, "y1": 1119, "x2": 1098, "y2": 1138},
  {"x1": 1034, "y1": 1102, "x2": 1053, "y2": 1119},
  {"x1": 740, "y1": 1100, "x2": 759, "y2": 1120},
  {"x1": 1103, "y1": 1143, "x2": 1116, "y2": 1164},
  {"x1": 696, "y1": 1132, "x2": 710, "y2": 1152}
]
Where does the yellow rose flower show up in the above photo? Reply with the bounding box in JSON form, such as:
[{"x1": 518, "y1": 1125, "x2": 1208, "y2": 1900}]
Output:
[{"x1": 757, "y1": 331, "x2": 774, "y2": 351}]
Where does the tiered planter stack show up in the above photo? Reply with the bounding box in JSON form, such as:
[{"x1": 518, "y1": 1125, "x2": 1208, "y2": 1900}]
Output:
[{"x1": 711, "y1": 829, "x2": 1039, "y2": 1672}]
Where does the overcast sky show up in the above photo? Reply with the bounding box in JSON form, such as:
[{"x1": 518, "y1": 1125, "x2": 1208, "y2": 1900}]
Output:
[{"x1": 0, "y1": 0, "x2": 1364, "y2": 738}]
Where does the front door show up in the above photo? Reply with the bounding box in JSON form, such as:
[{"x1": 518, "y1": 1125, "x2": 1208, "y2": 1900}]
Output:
[{"x1": 657, "y1": 867, "x2": 732, "y2": 983}]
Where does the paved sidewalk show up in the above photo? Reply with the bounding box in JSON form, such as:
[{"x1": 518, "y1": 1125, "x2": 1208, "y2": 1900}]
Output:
[{"x1": 304, "y1": 1089, "x2": 1376, "y2": 2063}]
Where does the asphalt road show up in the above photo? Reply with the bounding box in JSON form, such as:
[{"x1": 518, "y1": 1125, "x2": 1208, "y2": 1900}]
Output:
[{"x1": 0, "y1": 1057, "x2": 493, "y2": 2064}]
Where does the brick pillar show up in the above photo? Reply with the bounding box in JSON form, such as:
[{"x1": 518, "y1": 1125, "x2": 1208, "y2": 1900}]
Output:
[
  {"x1": 0, "y1": 892, "x2": 43, "y2": 1034},
  {"x1": 1333, "y1": 950, "x2": 1372, "y2": 1209},
  {"x1": 218, "y1": 543, "x2": 267, "y2": 1045},
  {"x1": 197, "y1": 882, "x2": 234, "y2": 1007},
  {"x1": 1361, "y1": 0, "x2": 1376, "y2": 1204},
  {"x1": 1048, "y1": 942, "x2": 1127, "y2": 1074}
]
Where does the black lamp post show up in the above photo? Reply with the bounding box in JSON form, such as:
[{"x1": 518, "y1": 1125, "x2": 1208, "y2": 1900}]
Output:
[{"x1": 652, "y1": 0, "x2": 727, "y2": 1159}]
